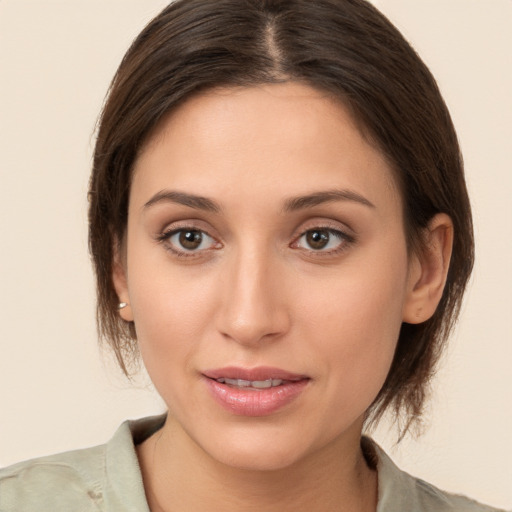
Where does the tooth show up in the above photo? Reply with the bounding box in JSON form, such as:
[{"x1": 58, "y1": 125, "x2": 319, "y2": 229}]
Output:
[
  {"x1": 251, "y1": 379, "x2": 273, "y2": 389},
  {"x1": 223, "y1": 378, "x2": 251, "y2": 387},
  {"x1": 217, "y1": 377, "x2": 286, "y2": 388}
]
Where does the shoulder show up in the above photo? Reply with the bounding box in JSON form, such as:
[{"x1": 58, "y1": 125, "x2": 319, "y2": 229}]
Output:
[
  {"x1": 0, "y1": 444, "x2": 106, "y2": 511},
  {"x1": 362, "y1": 437, "x2": 508, "y2": 512},
  {"x1": 0, "y1": 415, "x2": 164, "y2": 512},
  {"x1": 412, "y1": 476, "x2": 507, "y2": 512}
]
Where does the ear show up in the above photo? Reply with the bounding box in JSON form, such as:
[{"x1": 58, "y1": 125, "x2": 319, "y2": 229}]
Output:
[
  {"x1": 112, "y1": 240, "x2": 134, "y2": 322},
  {"x1": 402, "y1": 213, "x2": 454, "y2": 324}
]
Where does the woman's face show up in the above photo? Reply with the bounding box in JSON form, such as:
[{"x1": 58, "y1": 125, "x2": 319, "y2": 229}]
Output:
[{"x1": 117, "y1": 83, "x2": 420, "y2": 470}]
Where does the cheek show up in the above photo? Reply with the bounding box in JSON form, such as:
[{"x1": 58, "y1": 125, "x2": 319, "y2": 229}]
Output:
[
  {"x1": 125, "y1": 246, "x2": 219, "y2": 381},
  {"x1": 128, "y1": 273, "x2": 217, "y2": 416},
  {"x1": 131, "y1": 276, "x2": 214, "y2": 345},
  {"x1": 299, "y1": 254, "x2": 409, "y2": 399}
]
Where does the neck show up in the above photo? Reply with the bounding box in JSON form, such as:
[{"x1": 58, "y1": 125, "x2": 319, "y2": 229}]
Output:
[{"x1": 137, "y1": 416, "x2": 377, "y2": 512}]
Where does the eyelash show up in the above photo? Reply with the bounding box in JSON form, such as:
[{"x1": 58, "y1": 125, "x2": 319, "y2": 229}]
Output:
[
  {"x1": 156, "y1": 226, "x2": 220, "y2": 258},
  {"x1": 156, "y1": 224, "x2": 355, "y2": 258},
  {"x1": 291, "y1": 227, "x2": 355, "y2": 256}
]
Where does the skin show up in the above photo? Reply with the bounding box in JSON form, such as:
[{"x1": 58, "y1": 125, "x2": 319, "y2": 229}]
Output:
[{"x1": 114, "y1": 83, "x2": 453, "y2": 512}]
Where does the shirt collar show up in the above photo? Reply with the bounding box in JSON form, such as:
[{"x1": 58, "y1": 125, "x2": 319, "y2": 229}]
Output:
[
  {"x1": 104, "y1": 415, "x2": 165, "y2": 512},
  {"x1": 103, "y1": 416, "x2": 422, "y2": 512}
]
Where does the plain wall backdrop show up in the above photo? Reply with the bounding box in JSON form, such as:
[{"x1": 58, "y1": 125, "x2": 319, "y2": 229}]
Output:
[{"x1": 0, "y1": 0, "x2": 511, "y2": 509}]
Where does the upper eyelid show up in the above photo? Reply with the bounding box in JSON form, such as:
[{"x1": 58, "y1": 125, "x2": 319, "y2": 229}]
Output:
[
  {"x1": 158, "y1": 219, "x2": 218, "y2": 238},
  {"x1": 159, "y1": 226, "x2": 218, "y2": 245},
  {"x1": 169, "y1": 229, "x2": 216, "y2": 245},
  {"x1": 294, "y1": 227, "x2": 352, "y2": 245},
  {"x1": 293, "y1": 218, "x2": 354, "y2": 238}
]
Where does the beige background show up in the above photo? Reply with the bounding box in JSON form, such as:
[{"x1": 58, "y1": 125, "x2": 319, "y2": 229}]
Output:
[{"x1": 0, "y1": 0, "x2": 511, "y2": 508}]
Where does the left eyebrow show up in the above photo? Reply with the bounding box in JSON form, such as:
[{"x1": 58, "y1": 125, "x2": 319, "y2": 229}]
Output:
[{"x1": 283, "y1": 189, "x2": 375, "y2": 212}]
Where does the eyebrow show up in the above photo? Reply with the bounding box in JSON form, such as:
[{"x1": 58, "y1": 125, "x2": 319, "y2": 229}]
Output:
[
  {"x1": 283, "y1": 189, "x2": 375, "y2": 212},
  {"x1": 143, "y1": 188, "x2": 374, "y2": 214},
  {"x1": 144, "y1": 190, "x2": 221, "y2": 213}
]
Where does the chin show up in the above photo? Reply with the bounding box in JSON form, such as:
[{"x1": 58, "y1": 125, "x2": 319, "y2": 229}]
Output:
[
  {"x1": 210, "y1": 442, "x2": 307, "y2": 472},
  {"x1": 191, "y1": 421, "x2": 329, "y2": 473}
]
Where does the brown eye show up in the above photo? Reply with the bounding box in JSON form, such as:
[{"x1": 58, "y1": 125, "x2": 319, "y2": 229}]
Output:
[
  {"x1": 294, "y1": 228, "x2": 350, "y2": 253},
  {"x1": 305, "y1": 230, "x2": 330, "y2": 250},
  {"x1": 179, "y1": 230, "x2": 203, "y2": 250},
  {"x1": 163, "y1": 229, "x2": 218, "y2": 254}
]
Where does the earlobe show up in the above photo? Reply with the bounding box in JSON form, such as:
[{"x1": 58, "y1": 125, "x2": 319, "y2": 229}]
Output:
[
  {"x1": 112, "y1": 241, "x2": 134, "y2": 323},
  {"x1": 402, "y1": 213, "x2": 454, "y2": 324}
]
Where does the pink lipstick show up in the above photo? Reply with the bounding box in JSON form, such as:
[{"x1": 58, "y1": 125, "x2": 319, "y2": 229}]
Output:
[{"x1": 202, "y1": 366, "x2": 310, "y2": 416}]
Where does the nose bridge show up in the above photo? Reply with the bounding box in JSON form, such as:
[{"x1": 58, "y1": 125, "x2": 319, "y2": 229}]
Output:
[{"x1": 217, "y1": 242, "x2": 289, "y2": 346}]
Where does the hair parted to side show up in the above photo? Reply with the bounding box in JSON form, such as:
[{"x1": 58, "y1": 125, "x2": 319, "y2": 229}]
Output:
[{"x1": 88, "y1": 0, "x2": 474, "y2": 435}]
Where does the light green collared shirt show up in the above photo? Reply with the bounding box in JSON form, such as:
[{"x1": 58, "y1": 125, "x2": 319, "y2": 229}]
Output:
[{"x1": 0, "y1": 415, "x2": 506, "y2": 511}]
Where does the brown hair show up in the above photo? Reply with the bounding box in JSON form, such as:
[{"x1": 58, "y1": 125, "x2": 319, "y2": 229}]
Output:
[{"x1": 88, "y1": 0, "x2": 474, "y2": 434}]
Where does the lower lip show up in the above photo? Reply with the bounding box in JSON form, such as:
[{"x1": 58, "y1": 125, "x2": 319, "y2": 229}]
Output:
[{"x1": 204, "y1": 378, "x2": 309, "y2": 416}]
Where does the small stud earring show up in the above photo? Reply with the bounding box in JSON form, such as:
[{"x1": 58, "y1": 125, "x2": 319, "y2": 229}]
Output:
[{"x1": 118, "y1": 302, "x2": 129, "y2": 310}]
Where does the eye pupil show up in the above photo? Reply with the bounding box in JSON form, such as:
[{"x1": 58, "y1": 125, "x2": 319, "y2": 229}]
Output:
[
  {"x1": 306, "y1": 230, "x2": 329, "y2": 249},
  {"x1": 179, "y1": 230, "x2": 202, "y2": 250}
]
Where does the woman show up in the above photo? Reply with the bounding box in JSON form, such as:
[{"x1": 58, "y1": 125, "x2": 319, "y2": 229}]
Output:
[{"x1": 0, "y1": 0, "x2": 508, "y2": 510}]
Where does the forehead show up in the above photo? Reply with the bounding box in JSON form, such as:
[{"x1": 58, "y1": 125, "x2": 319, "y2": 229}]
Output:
[{"x1": 132, "y1": 82, "x2": 400, "y2": 211}]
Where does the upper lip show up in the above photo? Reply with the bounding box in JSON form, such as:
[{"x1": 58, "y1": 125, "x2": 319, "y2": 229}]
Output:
[{"x1": 203, "y1": 366, "x2": 308, "y2": 382}]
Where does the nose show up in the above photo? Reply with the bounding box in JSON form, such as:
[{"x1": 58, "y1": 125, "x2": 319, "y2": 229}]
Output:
[{"x1": 215, "y1": 247, "x2": 291, "y2": 347}]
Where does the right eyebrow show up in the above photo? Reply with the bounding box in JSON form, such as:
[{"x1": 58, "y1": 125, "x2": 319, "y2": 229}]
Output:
[{"x1": 143, "y1": 190, "x2": 221, "y2": 213}]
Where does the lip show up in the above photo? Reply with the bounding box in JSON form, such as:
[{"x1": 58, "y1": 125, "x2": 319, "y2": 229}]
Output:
[
  {"x1": 202, "y1": 366, "x2": 310, "y2": 417},
  {"x1": 203, "y1": 366, "x2": 307, "y2": 381}
]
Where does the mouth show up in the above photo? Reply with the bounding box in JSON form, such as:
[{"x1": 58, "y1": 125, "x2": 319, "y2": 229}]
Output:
[
  {"x1": 214, "y1": 377, "x2": 289, "y2": 389},
  {"x1": 202, "y1": 366, "x2": 310, "y2": 416},
  {"x1": 203, "y1": 366, "x2": 308, "y2": 388}
]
